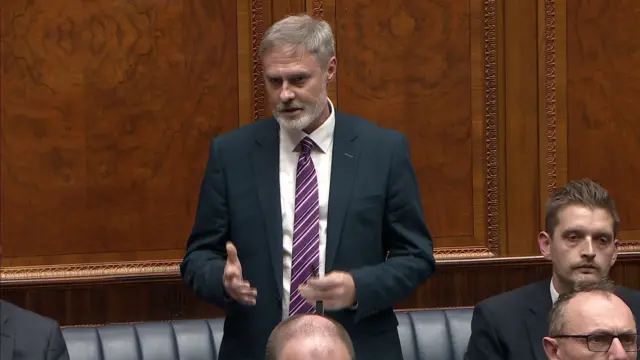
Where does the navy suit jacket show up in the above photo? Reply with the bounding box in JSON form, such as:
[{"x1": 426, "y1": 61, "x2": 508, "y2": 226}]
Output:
[
  {"x1": 181, "y1": 111, "x2": 435, "y2": 359},
  {"x1": 0, "y1": 300, "x2": 70, "y2": 360},
  {"x1": 464, "y1": 279, "x2": 640, "y2": 360}
]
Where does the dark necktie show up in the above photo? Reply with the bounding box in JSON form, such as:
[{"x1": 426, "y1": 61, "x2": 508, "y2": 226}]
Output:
[{"x1": 289, "y1": 137, "x2": 320, "y2": 316}]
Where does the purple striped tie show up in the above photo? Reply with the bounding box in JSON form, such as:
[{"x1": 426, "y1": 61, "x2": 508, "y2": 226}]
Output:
[{"x1": 289, "y1": 137, "x2": 320, "y2": 316}]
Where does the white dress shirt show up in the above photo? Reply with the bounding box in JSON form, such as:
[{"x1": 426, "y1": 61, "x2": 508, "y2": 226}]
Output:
[
  {"x1": 550, "y1": 279, "x2": 560, "y2": 304},
  {"x1": 280, "y1": 100, "x2": 336, "y2": 319}
]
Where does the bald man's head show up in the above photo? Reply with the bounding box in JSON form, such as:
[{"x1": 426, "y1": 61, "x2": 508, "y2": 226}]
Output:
[
  {"x1": 543, "y1": 279, "x2": 638, "y2": 360},
  {"x1": 266, "y1": 314, "x2": 355, "y2": 360}
]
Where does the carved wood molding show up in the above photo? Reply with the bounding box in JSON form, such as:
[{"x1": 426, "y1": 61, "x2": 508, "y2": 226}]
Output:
[
  {"x1": 3, "y1": 252, "x2": 638, "y2": 284},
  {"x1": 619, "y1": 242, "x2": 640, "y2": 252},
  {"x1": 251, "y1": 0, "x2": 266, "y2": 120},
  {"x1": 544, "y1": 0, "x2": 558, "y2": 196},
  {"x1": 433, "y1": 247, "x2": 495, "y2": 260},
  {"x1": 0, "y1": 260, "x2": 180, "y2": 284},
  {"x1": 0, "y1": 251, "x2": 486, "y2": 283},
  {"x1": 484, "y1": 0, "x2": 500, "y2": 255},
  {"x1": 0, "y1": 249, "x2": 498, "y2": 284},
  {"x1": 311, "y1": 0, "x2": 324, "y2": 18}
]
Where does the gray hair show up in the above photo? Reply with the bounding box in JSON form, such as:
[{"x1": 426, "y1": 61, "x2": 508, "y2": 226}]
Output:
[
  {"x1": 259, "y1": 14, "x2": 335, "y2": 69},
  {"x1": 548, "y1": 278, "x2": 617, "y2": 336}
]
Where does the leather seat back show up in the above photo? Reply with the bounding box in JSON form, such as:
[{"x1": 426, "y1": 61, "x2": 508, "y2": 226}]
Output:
[
  {"x1": 395, "y1": 308, "x2": 473, "y2": 360},
  {"x1": 63, "y1": 319, "x2": 224, "y2": 360},
  {"x1": 62, "y1": 308, "x2": 473, "y2": 360}
]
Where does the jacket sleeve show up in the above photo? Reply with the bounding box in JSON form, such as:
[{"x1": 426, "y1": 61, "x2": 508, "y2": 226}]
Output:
[
  {"x1": 45, "y1": 322, "x2": 70, "y2": 360},
  {"x1": 180, "y1": 138, "x2": 235, "y2": 309},
  {"x1": 349, "y1": 132, "x2": 436, "y2": 321},
  {"x1": 464, "y1": 303, "x2": 505, "y2": 360}
]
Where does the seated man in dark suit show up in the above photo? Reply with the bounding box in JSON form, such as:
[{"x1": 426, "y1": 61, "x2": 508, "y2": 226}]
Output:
[
  {"x1": 464, "y1": 178, "x2": 640, "y2": 360},
  {"x1": 0, "y1": 299, "x2": 70, "y2": 360},
  {"x1": 543, "y1": 279, "x2": 638, "y2": 360},
  {"x1": 266, "y1": 314, "x2": 355, "y2": 360}
]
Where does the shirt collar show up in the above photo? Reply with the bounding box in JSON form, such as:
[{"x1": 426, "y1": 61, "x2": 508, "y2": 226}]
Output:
[
  {"x1": 550, "y1": 279, "x2": 560, "y2": 304},
  {"x1": 280, "y1": 98, "x2": 336, "y2": 153}
]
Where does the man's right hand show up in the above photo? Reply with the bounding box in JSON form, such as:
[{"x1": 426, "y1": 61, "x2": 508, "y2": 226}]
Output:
[{"x1": 223, "y1": 242, "x2": 257, "y2": 305}]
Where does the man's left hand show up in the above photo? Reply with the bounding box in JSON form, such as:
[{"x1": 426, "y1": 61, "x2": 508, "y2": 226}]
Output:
[{"x1": 298, "y1": 271, "x2": 356, "y2": 310}]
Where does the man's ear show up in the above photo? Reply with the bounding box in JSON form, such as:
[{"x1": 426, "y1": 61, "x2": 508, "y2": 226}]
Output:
[
  {"x1": 612, "y1": 238, "x2": 620, "y2": 264},
  {"x1": 325, "y1": 56, "x2": 337, "y2": 83},
  {"x1": 543, "y1": 337, "x2": 560, "y2": 359},
  {"x1": 539, "y1": 231, "x2": 553, "y2": 260}
]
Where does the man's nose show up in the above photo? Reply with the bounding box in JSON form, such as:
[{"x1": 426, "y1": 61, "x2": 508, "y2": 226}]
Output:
[
  {"x1": 280, "y1": 83, "x2": 295, "y2": 102},
  {"x1": 581, "y1": 237, "x2": 596, "y2": 258},
  {"x1": 607, "y1": 338, "x2": 628, "y2": 359}
]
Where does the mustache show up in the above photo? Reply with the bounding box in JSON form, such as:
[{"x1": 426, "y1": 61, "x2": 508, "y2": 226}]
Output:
[
  {"x1": 572, "y1": 263, "x2": 599, "y2": 270},
  {"x1": 276, "y1": 103, "x2": 305, "y2": 112}
]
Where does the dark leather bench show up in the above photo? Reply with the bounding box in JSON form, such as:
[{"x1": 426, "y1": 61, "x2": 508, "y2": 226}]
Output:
[{"x1": 62, "y1": 308, "x2": 473, "y2": 360}]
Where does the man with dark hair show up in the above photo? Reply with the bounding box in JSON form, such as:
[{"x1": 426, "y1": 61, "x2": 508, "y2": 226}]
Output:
[
  {"x1": 266, "y1": 314, "x2": 355, "y2": 360},
  {"x1": 543, "y1": 279, "x2": 638, "y2": 360},
  {"x1": 464, "y1": 178, "x2": 640, "y2": 360}
]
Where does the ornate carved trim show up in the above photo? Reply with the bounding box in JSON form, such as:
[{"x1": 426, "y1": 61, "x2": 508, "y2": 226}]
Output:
[
  {"x1": 3, "y1": 252, "x2": 639, "y2": 283},
  {"x1": 312, "y1": 0, "x2": 324, "y2": 18},
  {"x1": 0, "y1": 261, "x2": 180, "y2": 283},
  {"x1": 484, "y1": 0, "x2": 499, "y2": 254},
  {"x1": 0, "y1": 250, "x2": 490, "y2": 282},
  {"x1": 434, "y1": 247, "x2": 496, "y2": 260},
  {"x1": 544, "y1": 0, "x2": 558, "y2": 195},
  {"x1": 619, "y1": 242, "x2": 640, "y2": 252},
  {"x1": 251, "y1": 0, "x2": 266, "y2": 120}
]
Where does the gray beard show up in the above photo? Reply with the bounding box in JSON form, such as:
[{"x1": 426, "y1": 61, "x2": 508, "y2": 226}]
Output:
[{"x1": 275, "y1": 92, "x2": 327, "y2": 132}]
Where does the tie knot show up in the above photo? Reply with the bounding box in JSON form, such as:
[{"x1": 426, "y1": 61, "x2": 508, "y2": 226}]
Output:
[{"x1": 299, "y1": 137, "x2": 314, "y2": 155}]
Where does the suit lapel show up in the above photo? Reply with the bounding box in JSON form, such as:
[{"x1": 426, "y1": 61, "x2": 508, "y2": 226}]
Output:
[
  {"x1": 251, "y1": 119, "x2": 284, "y2": 298},
  {"x1": 525, "y1": 280, "x2": 553, "y2": 360},
  {"x1": 326, "y1": 112, "x2": 359, "y2": 271},
  {"x1": 0, "y1": 306, "x2": 14, "y2": 360}
]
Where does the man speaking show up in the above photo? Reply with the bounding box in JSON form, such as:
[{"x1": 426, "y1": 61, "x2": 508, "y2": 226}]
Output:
[{"x1": 180, "y1": 14, "x2": 435, "y2": 360}]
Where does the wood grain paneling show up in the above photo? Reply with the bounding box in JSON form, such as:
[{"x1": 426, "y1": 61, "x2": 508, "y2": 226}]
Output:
[
  {"x1": 1, "y1": 0, "x2": 239, "y2": 264},
  {"x1": 308, "y1": 0, "x2": 338, "y2": 105},
  {"x1": 273, "y1": 0, "x2": 306, "y2": 19},
  {"x1": 504, "y1": 0, "x2": 541, "y2": 256},
  {"x1": 1, "y1": 254, "x2": 638, "y2": 326},
  {"x1": 334, "y1": 0, "x2": 500, "y2": 258},
  {"x1": 565, "y1": 0, "x2": 640, "y2": 251},
  {"x1": 3, "y1": 0, "x2": 640, "y2": 327}
]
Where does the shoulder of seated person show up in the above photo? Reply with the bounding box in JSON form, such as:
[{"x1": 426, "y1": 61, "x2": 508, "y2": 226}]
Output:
[{"x1": 476, "y1": 282, "x2": 542, "y2": 312}]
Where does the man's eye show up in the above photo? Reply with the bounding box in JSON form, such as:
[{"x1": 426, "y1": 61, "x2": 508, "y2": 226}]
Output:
[
  {"x1": 618, "y1": 333, "x2": 638, "y2": 345},
  {"x1": 589, "y1": 334, "x2": 611, "y2": 344}
]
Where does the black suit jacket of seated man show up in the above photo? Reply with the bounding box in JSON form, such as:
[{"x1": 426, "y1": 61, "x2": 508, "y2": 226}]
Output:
[
  {"x1": 0, "y1": 300, "x2": 70, "y2": 360},
  {"x1": 464, "y1": 279, "x2": 640, "y2": 360}
]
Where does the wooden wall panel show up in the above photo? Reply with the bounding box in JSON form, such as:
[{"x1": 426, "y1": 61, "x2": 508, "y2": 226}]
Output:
[
  {"x1": 310, "y1": 0, "x2": 338, "y2": 105},
  {"x1": 3, "y1": 0, "x2": 640, "y2": 327},
  {"x1": 1, "y1": 0, "x2": 240, "y2": 265},
  {"x1": 565, "y1": 0, "x2": 640, "y2": 250},
  {"x1": 535, "y1": 0, "x2": 639, "y2": 253},
  {"x1": 503, "y1": 0, "x2": 541, "y2": 256},
  {"x1": 334, "y1": 0, "x2": 499, "y2": 258}
]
